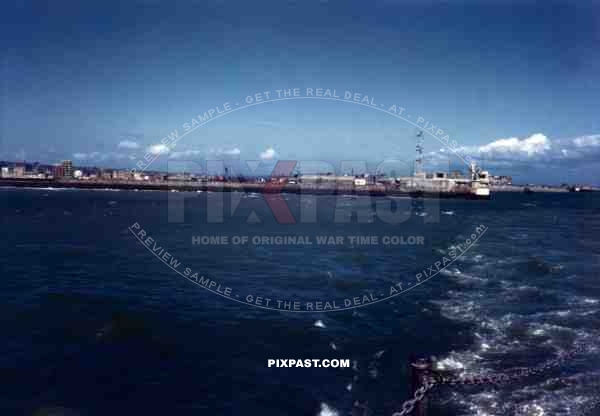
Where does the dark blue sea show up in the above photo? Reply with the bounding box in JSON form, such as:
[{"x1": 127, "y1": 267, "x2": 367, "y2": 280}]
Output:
[{"x1": 1, "y1": 188, "x2": 599, "y2": 416}]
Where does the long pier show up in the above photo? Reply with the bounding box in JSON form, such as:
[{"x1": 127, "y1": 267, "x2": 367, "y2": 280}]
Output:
[{"x1": 0, "y1": 178, "x2": 490, "y2": 199}]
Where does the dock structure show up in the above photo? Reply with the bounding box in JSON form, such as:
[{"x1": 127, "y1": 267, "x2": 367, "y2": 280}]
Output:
[{"x1": 0, "y1": 175, "x2": 491, "y2": 199}]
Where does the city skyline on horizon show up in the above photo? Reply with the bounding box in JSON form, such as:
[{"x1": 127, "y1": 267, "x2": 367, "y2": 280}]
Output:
[{"x1": 1, "y1": 155, "x2": 588, "y2": 188}]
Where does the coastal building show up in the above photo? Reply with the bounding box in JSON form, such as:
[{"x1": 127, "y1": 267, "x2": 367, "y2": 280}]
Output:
[
  {"x1": 112, "y1": 170, "x2": 132, "y2": 180},
  {"x1": 490, "y1": 175, "x2": 512, "y2": 185},
  {"x1": 100, "y1": 169, "x2": 114, "y2": 180},
  {"x1": 133, "y1": 173, "x2": 150, "y2": 181},
  {"x1": 62, "y1": 160, "x2": 73, "y2": 178},
  {"x1": 1, "y1": 167, "x2": 9, "y2": 178},
  {"x1": 14, "y1": 164, "x2": 25, "y2": 177},
  {"x1": 53, "y1": 165, "x2": 65, "y2": 178}
]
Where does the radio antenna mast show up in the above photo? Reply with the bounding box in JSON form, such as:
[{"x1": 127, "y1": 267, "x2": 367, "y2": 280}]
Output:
[{"x1": 414, "y1": 130, "x2": 424, "y2": 176}]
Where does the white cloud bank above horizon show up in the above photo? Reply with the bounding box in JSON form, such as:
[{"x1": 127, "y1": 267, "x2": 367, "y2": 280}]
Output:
[
  {"x1": 259, "y1": 147, "x2": 277, "y2": 160},
  {"x1": 147, "y1": 143, "x2": 172, "y2": 155},
  {"x1": 221, "y1": 147, "x2": 241, "y2": 156},
  {"x1": 434, "y1": 133, "x2": 600, "y2": 164}
]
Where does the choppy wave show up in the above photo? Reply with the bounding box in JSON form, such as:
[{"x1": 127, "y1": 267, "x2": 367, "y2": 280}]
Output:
[{"x1": 432, "y1": 251, "x2": 599, "y2": 416}]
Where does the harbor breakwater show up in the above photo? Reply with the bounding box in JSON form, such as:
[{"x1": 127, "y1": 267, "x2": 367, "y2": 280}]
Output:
[{"x1": 0, "y1": 178, "x2": 494, "y2": 199}]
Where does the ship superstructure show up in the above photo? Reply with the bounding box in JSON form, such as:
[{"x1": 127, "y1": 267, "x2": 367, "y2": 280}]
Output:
[{"x1": 398, "y1": 131, "x2": 491, "y2": 199}]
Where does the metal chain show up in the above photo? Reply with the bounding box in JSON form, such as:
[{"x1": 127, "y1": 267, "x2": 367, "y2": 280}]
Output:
[
  {"x1": 386, "y1": 343, "x2": 592, "y2": 415},
  {"x1": 434, "y1": 343, "x2": 588, "y2": 386},
  {"x1": 391, "y1": 378, "x2": 437, "y2": 416}
]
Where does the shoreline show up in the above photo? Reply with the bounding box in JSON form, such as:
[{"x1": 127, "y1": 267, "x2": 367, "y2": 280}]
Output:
[
  {"x1": 1, "y1": 178, "x2": 589, "y2": 197},
  {"x1": 0, "y1": 178, "x2": 496, "y2": 199}
]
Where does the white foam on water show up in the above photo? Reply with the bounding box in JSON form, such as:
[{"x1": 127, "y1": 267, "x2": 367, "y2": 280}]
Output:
[
  {"x1": 441, "y1": 268, "x2": 462, "y2": 277},
  {"x1": 518, "y1": 403, "x2": 545, "y2": 416},
  {"x1": 425, "y1": 232, "x2": 600, "y2": 415},
  {"x1": 432, "y1": 260, "x2": 599, "y2": 416},
  {"x1": 317, "y1": 403, "x2": 338, "y2": 416},
  {"x1": 435, "y1": 356, "x2": 465, "y2": 371}
]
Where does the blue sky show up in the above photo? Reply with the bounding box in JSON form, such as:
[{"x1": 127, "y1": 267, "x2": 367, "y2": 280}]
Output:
[{"x1": 1, "y1": 0, "x2": 599, "y2": 184}]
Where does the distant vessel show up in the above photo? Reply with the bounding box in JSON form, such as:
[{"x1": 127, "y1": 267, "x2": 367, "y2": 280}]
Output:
[
  {"x1": 569, "y1": 186, "x2": 592, "y2": 192},
  {"x1": 468, "y1": 161, "x2": 491, "y2": 198},
  {"x1": 400, "y1": 131, "x2": 491, "y2": 199}
]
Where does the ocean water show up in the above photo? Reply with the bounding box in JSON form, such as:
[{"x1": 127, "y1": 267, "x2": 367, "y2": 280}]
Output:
[{"x1": 0, "y1": 188, "x2": 599, "y2": 416}]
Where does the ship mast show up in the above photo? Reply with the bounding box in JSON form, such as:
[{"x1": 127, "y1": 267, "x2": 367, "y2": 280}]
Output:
[{"x1": 414, "y1": 130, "x2": 424, "y2": 177}]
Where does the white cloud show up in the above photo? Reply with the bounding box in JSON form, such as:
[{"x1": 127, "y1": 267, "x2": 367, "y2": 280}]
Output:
[
  {"x1": 73, "y1": 153, "x2": 88, "y2": 160},
  {"x1": 477, "y1": 133, "x2": 551, "y2": 157},
  {"x1": 147, "y1": 144, "x2": 172, "y2": 155},
  {"x1": 455, "y1": 133, "x2": 552, "y2": 160},
  {"x1": 118, "y1": 140, "x2": 139, "y2": 149},
  {"x1": 259, "y1": 147, "x2": 277, "y2": 160},
  {"x1": 572, "y1": 134, "x2": 600, "y2": 148},
  {"x1": 432, "y1": 132, "x2": 600, "y2": 166},
  {"x1": 223, "y1": 147, "x2": 241, "y2": 155}
]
